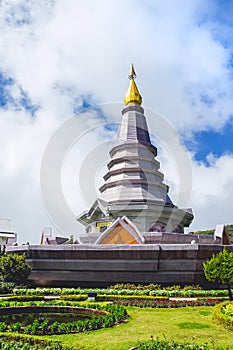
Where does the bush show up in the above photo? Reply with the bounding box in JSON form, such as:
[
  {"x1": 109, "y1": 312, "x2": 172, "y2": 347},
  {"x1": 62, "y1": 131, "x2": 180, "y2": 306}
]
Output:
[
  {"x1": 203, "y1": 248, "x2": 233, "y2": 300},
  {"x1": 0, "y1": 333, "x2": 70, "y2": 349},
  {"x1": 0, "y1": 281, "x2": 15, "y2": 294},
  {"x1": 213, "y1": 301, "x2": 233, "y2": 331},
  {"x1": 0, "y1": 253, "x2": 31, "y2": 285},
  {"x1": 2, "y1": 295, "x2": 45, "y2": 302},
  {"x1": 137, "y1": 337, "x2": 220, "y2": 349},
  {"x1": 60, "y1": 294, "x2": 87, "y2": 301}
]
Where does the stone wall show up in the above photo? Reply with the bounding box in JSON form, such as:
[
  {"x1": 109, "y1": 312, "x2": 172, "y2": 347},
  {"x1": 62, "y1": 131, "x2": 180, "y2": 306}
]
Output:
[{"x1": 6, "y1": 244, "x2": 233, "y2": 288}]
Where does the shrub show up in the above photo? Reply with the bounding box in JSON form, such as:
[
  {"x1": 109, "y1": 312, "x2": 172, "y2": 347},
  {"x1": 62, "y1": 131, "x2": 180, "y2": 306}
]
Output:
[
  {"x1": 0, "y1": 334, "x2": 70, "y2": 349},
  {"x1": 9, "y1": 322, "x2": 21, "y2": 332},
  {"x1": 2, "y1": 295, "x2": 45, "y2": 302},
  {"x1": 60, "y1": 294, "x2": 87, "y2": 301},
  {"x1": 203, "y1": 248, "x2": 233, "y2": 300},
  {"x1": 0, "y1": 281, "x2": 16, "y2": 294},
  {"x1": 137, "y1": 337, "x2": 220, "y2": 349},
  {"x1": 0, "y1": 253, "x2": 31, "y2": 285},
  {"x1": 0, "y1": 322, "x2": 7, "y2": 331},
  {"x1": 213, "y1": 301, "x2": 233, "y2": 331}
]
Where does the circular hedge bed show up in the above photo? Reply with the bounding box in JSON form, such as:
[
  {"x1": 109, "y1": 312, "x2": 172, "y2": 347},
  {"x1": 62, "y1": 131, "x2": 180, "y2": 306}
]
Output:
[{"x1": 0, "y1": 300, "x2": 128, "y2": 335}]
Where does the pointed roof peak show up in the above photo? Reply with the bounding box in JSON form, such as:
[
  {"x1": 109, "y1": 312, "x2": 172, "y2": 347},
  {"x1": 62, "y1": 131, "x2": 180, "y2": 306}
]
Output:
[
  {"x1": 124, "y1": 64, "x2": 142, "y2": 106},
  {"x1": 128, "y1": 63, "x2": 137, "y2": 80}
]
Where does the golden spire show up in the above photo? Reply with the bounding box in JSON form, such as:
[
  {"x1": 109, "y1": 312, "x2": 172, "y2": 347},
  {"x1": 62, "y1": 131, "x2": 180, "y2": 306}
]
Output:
[{"x1": 124, "y1": 64, "x2": 142, "y2": 106}]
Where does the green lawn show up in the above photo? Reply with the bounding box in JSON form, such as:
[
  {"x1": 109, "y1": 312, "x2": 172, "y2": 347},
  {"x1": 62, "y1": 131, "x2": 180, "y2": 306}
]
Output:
[{"x1": 49, "y1": 306, "x2": 233, "y2": 350}]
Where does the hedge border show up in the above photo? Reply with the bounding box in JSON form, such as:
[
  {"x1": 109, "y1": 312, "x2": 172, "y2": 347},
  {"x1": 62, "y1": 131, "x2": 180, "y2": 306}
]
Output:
[
  {"x1": 12, "y1": 287, "x2": 229, "y2": 298},
  {"x1": 0, "y1": 301, "x2": 128, "y2": 335},
  {"x1": 0, "y1": 333, "x2": 71, "y2": 349},
  {"x1": 213, "y1": 301, "x2": 233, "y2": 331}
]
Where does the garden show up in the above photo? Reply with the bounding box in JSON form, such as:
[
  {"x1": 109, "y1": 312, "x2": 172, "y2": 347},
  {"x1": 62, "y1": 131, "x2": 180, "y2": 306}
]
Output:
[
  {"x1": 0, "y1": 286, "x2": 232, "y2": 350},
  {"x1": 0, "y1": 251, "x2": 232, "y2": 349}
]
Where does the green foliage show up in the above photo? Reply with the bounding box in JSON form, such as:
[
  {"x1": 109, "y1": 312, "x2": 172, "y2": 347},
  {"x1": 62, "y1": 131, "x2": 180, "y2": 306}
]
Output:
[
  {"x1": 203, "y1": 248, "x2": 233, "y2": 299},
  {"x1": 0, "y1": 322, "x2": 7, "y2": 331},
  {"x1": 0, "y1": 299, "x2": 128, "y2": 335},
  {"x1": 0, "y1": 333, "x2": 70, "y2": 349},
  {"x1": 110, "y1": 283, "x2": 163, "y2": 290},
  {"x1": 194, "y1": 224, "x2": 233, "y2": 243},
  {"x1": 193, "y1": 229, "x2": 215, "y2": 236},
  {"x1": 203, "y1": 249, "x2": 233, "y2": 284},
  {"x1": 96, "y1": 294, "x2": 168, "y2": 301},
  {"x1": 12, "y1": 286, "x2": 229, "y2": 298},
  {"x1": 110, "y1": 283, "x2": 202, "y2": 291},
  {"x1": 213, "y1": 301, "x2": 233, "y2": 331},
  {"x1": 137, "y1": 337, "x2": 220, "y2": 349},
  {"x1": 0, "y1": 281, "x2": 16, "y2": 294},
  {"x1": 1, "y1": 295, "x2": 44, "y2": 301},
  {"x1": 0, "y1": 253, "x2": 31, "y2": 285},
  {"x1": 0, "y1": 300, "x2": 232, "y2": 349},
  {"x1": 60, "y1": 294, "x2": 88, "y2": 301},
  {"x1": 227, "y1": 224, "x2": 233, "y2": 242}
]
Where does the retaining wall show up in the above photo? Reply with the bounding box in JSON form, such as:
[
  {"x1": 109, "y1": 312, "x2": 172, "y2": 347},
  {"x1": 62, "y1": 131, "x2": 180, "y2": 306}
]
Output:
[{"x1": 6, "y1": 244, "x2": 233, "y2": 288}]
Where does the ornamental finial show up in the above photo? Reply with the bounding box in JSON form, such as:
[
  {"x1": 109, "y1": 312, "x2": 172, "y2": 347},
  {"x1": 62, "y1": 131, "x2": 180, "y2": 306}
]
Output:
[
  {"x1": 124, "y1": 64, "x2": 142, "y2": 106},
  {"x1": 128, "y1": 63, "x2": 137, "y2": 80}
]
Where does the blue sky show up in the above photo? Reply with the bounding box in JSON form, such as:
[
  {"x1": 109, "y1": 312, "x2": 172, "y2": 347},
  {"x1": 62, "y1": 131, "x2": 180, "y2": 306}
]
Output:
[
  {"x1": 0, "y1": 0, "x2": 233, "y2": 242},
  {"x1": 0, "y1": 72, "x2": 38, "y2": 115},
  {"x1": 185, "y1": 118, "x2": 233, "y2": 165}
]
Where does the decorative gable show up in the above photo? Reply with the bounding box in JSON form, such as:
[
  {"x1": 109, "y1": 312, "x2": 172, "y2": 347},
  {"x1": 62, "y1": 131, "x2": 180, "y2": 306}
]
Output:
[{"x1": 95, "y1": 216, "x2": 144, "y2": 244}]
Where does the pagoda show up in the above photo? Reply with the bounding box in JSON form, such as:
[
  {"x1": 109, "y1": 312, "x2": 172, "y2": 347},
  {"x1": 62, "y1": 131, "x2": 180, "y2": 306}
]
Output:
[
  {"x1": 7, "y1": 67, "x2": 231, "y2": 288},
  {"x1": 77, "y1": 65, "x2": 193, "y2": 239}
]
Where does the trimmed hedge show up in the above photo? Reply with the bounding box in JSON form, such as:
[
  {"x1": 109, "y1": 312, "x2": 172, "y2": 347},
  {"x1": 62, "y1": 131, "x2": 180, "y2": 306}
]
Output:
[
  {"x1": 137, "y1": 337, "x2": 221, "y2": 349},
  {"x1": 61, "y1": 294, "x2": 167, "y2": 302},
  {"x1": 0, "y1": 302, "x2": 128, "y2": 335},
  {"x1": 13, "y1": 287, "x2": 228, "y2": 298},
  {"x1": 1, "y1": 295, "x2": 45, "y2": 302},
  {"x1": 213, "y1": 301, "x2": 233, "y2": 331},
  {"x1": 109, "y1": 283, "x2": 203, "y2": 291},
  {"x1": 60, "y1": 294, "x2": 88, "y2": 301},
  {"x1": 0, "y1": 333, "x2": 70, "y2": 349}
]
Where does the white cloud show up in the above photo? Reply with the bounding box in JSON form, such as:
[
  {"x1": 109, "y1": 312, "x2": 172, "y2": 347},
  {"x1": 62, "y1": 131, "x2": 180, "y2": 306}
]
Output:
[
  {"x1": 188, "y1": 153, "x2": 233, "y2": 231},
  {"x1": 0, "y1": 0, "x2": 232, "y2": 242}
]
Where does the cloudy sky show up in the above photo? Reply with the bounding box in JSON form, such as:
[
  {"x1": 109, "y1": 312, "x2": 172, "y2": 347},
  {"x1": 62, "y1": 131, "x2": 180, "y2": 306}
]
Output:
[{"x1": 0, "y1": 0, "x2": 233, "y2": 243}]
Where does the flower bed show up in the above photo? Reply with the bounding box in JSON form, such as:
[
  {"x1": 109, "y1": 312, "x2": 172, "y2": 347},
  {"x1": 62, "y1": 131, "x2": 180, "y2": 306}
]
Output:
[
  {"x1": 0, "y1": 301, "x2": 128, "y2": 335},
  {"x1": 113, "y1": 298, "x2": 222, "y2": 308}
]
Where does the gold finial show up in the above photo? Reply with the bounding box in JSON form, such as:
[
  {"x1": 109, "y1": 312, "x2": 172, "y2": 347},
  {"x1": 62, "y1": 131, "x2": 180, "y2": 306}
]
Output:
[
  {"x1": 128, "y1": 63, "x2": 137, "y2": 79},
  {"x1": 124, "y1": 64, "x2": 142, "y2": 106}
]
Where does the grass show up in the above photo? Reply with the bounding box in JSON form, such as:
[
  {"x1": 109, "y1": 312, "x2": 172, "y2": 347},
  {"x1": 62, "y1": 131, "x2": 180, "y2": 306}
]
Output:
[{"x1": 47, "y1": 306, "x2": 233, "y2": 350}]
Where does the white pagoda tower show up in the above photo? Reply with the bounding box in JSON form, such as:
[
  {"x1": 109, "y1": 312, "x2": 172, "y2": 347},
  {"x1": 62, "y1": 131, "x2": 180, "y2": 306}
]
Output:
[{"x1": 77, "y1": 65, "x2": 193, "y2": 237}]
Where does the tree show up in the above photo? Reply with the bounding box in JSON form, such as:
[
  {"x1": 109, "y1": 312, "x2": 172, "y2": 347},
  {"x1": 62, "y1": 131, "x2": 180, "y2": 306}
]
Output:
[
  {"x1": 203, "y1": 248, "x2": 233, "y2": 300},
  {"x1": 0, "y1": 253, "x2": 32, "y2": 286}
]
